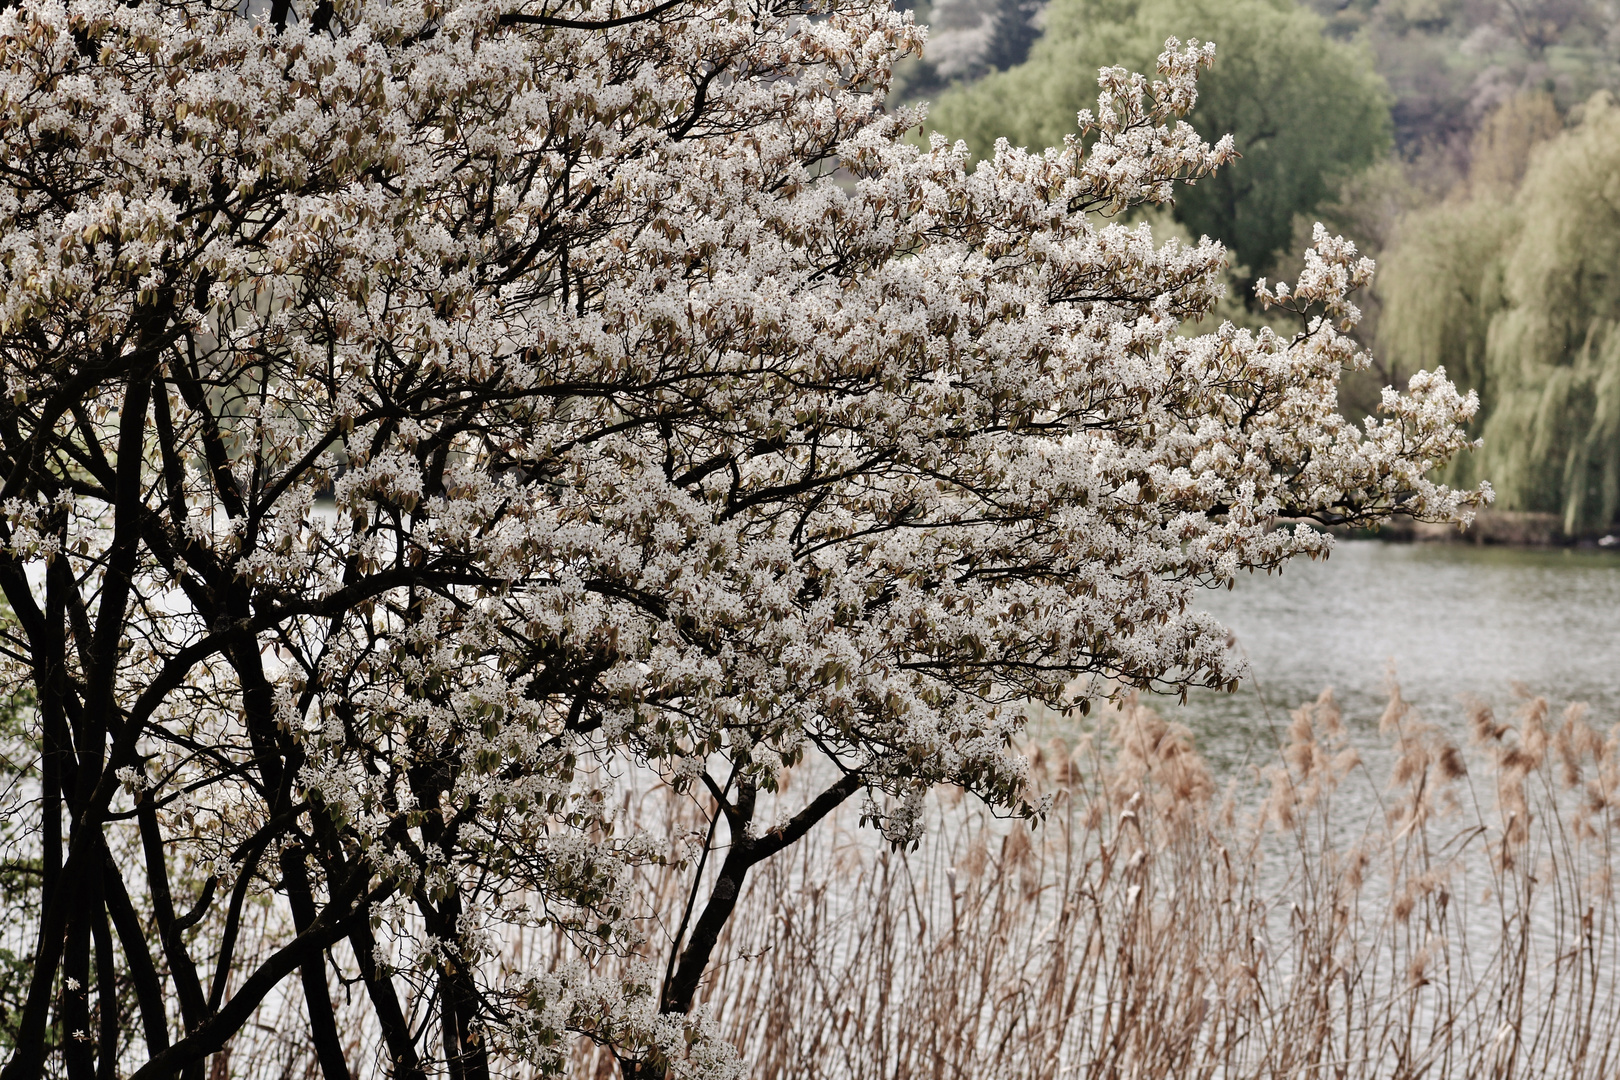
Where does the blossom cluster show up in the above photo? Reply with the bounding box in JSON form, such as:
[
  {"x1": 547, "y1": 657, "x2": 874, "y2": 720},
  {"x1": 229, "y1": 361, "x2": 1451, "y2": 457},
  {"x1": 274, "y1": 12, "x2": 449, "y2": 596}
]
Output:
[{"x1": 0, "y1": 0, "x2": 1484, "y2": 1074}]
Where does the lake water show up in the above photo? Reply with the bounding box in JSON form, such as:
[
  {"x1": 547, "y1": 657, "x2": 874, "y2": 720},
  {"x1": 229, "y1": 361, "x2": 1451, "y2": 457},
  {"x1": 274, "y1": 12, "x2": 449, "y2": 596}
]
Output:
[
  {"x1": 1167, "y1": 540, "x2": 1620, "y2": 773},
  {"x1": 1151, "y1": 539, "x2": 1620, "y2": 1018}
]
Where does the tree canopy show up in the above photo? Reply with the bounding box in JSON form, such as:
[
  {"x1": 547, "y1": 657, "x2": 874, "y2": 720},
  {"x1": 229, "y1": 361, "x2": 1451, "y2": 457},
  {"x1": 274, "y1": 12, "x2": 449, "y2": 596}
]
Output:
[
  {"x1": 927, "y1": 0, "x2": 1392, "y2": 284},
  {"x1": 1380, "y1": 91, "x2": 1620, "y2": 533},
  {"x1": 1303, "y1": 0, "x2": 1620, "y2": 159},
  {"x1": 0, "y1": 0, "x2": 1480, "y2": 1078}
]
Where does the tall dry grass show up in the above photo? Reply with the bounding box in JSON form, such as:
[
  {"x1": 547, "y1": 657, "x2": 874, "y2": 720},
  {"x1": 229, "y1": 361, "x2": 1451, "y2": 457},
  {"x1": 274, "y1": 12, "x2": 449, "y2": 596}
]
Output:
[
  {"x1": 187, "y1": 680, "x2": 1620, "y2": 1080},
  {"x1": 568, "y1": 680, "x2": 1620, "y2": 1079}
]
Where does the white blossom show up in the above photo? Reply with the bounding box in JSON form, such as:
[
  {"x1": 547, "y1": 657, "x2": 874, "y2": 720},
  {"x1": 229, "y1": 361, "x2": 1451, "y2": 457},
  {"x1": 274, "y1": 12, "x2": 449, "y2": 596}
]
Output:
[{"x1": 0, "y1": 0, "x2": 1484, "y2": 1076}]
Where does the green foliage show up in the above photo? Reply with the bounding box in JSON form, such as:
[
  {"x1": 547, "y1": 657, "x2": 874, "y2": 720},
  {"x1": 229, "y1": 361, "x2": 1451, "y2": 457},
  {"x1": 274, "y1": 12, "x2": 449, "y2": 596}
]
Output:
[
  {"x1": 926, "y1": 0, "x2": 1392, "y2": 282},
  {"x1": 1374, "y1": 195, "x2": 1513, "y2": 401},
  {"x1": 1380, "y1": 92, "x2": 1620, "y2": 532}
]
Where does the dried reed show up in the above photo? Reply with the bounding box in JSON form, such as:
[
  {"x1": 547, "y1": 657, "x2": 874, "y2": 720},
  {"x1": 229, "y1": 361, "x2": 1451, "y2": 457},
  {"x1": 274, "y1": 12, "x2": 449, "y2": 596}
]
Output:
[
  {"x1": 193, "y1": 679, "x2": 1620, "y2": 1080},
  {"x1": 564, "y1": 680, "x2": 1620, "y2": 1080}
]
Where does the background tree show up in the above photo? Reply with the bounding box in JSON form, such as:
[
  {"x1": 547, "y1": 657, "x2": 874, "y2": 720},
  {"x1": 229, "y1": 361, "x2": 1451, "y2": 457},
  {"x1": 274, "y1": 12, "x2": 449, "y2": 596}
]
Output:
[
  {"x1": 0, "y1": 2, "x2": 1481, "y2": 1079},
  {"x1": 1380, "y1": 90, "x2": 1620, "y2": 533},
  {"x1": 887, "y1": 0, "x2": 1048, "y2": 103},
  {"x1": 926, "y1": 0, "x2": 1392, "y2": 288},
  {"x1": 1303, "y1": 0, "x2": 1619, "y2": 177}
]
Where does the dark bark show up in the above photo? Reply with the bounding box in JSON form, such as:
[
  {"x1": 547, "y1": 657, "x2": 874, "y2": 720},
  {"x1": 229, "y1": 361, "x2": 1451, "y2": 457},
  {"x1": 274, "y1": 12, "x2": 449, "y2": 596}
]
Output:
[
  {"x1": 619, "y1": 770, "x2": 866, "y2": 1080},
  {"x1": 497, "y1": 0, "x2": 686, "y2": 31},
  {"x1": 101, "y1": 847, "x2": 171, "y2": 1059},
  {"x1": 347, "y1": 919, "x2": 426, "y2": 1080},
  {"x1": 125, "y1": 878, "x2": 374, "y2": 1080},
  {"x1": 438, "y1": 965, "x2": 492, "y2": 1080},
  {"x1": 207, "y1": 833, "x2": 277, "y2": 1015},
  {"x1": 4, "y1": 351, "x2": 163, "y2": 1080},
  {"x1": 659, "y1": 841, "x2": 752, "y2": 1019},
  {"x1": 438, "y1": 983, "x2": 463, "y2": 1080},
  {"x1": 61, "y1": 905, "x2": 93, "y2": 1080},
  {"x1": 137, "y1": 802, "x2": 209, "y2": 1038},
  {"x1": 91, "y1": 890, "x2": 118, "y2": 1080},
  {"x1": 424, "y1": 888, "x2": 490, "y2": 1080},
  {"x1": 4, "y1": 535, "x2": 73, "y2": 1080},
  {"x1": 280, "y1": 847, "x2": 351, "y2": 1080},
  {"x1": 660, "y1": 769, "x2": 865, "y2": 1016}
]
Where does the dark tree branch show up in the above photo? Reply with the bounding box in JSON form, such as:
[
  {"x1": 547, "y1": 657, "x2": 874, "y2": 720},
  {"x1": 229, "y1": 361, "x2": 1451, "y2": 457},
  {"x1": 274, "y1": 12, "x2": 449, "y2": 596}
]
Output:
[
  {"x1": 138, "y1": 801, "x2": 209, "y2": 1036},
  {"x1": 497, "y1": 0, "x2": 685, "y2": 30},
  {"x1": 280, "y1": 846, "x2": 351, "y2": 1080},
  {"x1": 125, "y1": 877, "x2": 378, "y2": 1080},
  {"x1": 659, "y1": 769, "x2": 866, "y2": 1016},
  {"x1": 101, "y1": 847, "x2": 171, "y2": 1059},
  {"x1": 91, "y1": 886, "x2": 118, "y2": 1080},
  {"x1": 348, "y1": 916, "x2": 427, "y2": 1080}
]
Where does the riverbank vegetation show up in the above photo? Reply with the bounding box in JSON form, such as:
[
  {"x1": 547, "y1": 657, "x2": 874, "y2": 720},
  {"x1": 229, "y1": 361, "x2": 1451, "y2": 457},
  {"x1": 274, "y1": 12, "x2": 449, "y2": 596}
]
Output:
[
  {"x1": 1380, "y1": 92, "x2": 1620, "y2": 535},
  {"x1": 927, "y1": 0, "x2": 1391, "y2": 292},
  {"x1": 572, "y1": 681, "x2": 1620, "y2": 1079},
  {"x1": 137, "y1": 679, "x2": 1620, "y2": 1079}
]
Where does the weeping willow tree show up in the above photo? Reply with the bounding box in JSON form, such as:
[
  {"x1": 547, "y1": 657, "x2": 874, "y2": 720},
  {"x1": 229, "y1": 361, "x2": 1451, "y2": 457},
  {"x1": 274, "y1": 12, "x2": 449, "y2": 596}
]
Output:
[{"x1": 1380, "y1": 92, "x2": 1620, "y2": 534}]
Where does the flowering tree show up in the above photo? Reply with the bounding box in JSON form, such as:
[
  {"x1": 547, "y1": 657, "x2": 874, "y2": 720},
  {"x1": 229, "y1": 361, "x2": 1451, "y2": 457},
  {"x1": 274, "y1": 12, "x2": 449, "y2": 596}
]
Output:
[{"x1": 0, "y1": 0, "x2": 1484, "y2": 1075}]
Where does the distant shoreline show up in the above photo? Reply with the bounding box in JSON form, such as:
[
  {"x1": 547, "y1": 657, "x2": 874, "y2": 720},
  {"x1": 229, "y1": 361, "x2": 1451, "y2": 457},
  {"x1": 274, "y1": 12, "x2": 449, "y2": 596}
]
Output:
[{"x1": 1346, "y1": 510, "x2": 1620, "y2": 549}]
